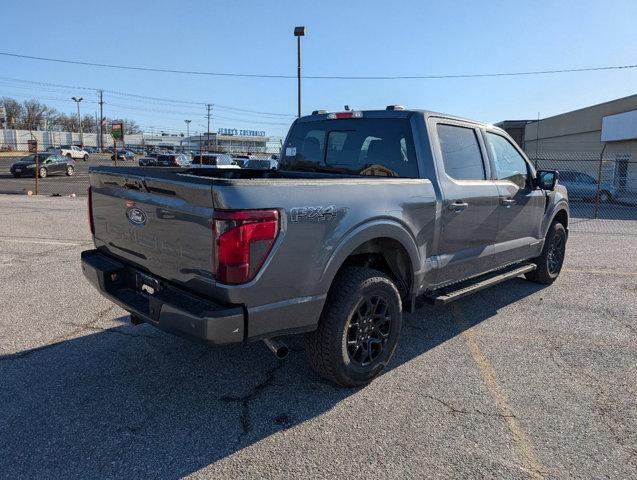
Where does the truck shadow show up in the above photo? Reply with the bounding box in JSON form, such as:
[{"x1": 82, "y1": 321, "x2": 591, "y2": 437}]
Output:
[{"x1": 0, "y1": 279, "x2": 545, "y2": 478}]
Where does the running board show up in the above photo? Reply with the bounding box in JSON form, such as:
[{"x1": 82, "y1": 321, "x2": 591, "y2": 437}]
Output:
[{"x1": 424, "y1": 264, "x2": 537, "y2": 305}]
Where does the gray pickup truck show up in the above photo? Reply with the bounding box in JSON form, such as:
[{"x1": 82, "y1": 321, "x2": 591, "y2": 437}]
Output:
[{"x1": 82, "y1": 107, "x2": 568, "y2": 386}]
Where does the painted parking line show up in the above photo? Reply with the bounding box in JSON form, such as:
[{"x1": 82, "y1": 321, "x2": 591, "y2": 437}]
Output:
[
  {"x1": 562, "y1": 268, "x2": 637, "y2": 276},
  {"x1": 451, "y1": 304, "x2": 546, "y2": 479},
  {"x1": 0, "y1": 237, "x2": 86, "y2": 246}
]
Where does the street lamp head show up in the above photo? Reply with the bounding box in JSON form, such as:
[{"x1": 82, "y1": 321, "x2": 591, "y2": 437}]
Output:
[
  {"x1": 71, "y1": 96, "x2": 83, "y2": 103},
  {"x1": 294, "y1": 26, "x2": 305, "y2": 36}
]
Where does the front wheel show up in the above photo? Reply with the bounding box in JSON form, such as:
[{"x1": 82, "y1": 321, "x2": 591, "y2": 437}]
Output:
[
  {"x1": 66, "y1": 165, "x2": 75, "y2": 176},
  {"x1": 305, "y1": 267, "x2": 402, "y2": 387},
  {"x1": 83, "y1": 154, "x2": 88, "y2": 162},
  {"x1": 525, "y1": 222, "x2": 567, "y2": 284},
  {"x1": 38, "y1": 167, "x2": 47, "y2": 178}
]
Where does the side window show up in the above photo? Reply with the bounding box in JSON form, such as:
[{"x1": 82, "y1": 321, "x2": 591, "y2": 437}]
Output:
[
  {"x1": 437, "y1": 124, "x2": 486, "y2": 180},
  {"x1": 487, "y1": 132, "x2": 529, "y2": 189}
]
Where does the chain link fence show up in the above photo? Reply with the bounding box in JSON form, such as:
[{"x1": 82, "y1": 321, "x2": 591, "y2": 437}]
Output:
[
  {"x1": 0, "y1": 141, "x2": 276, "y2": 197},
  {"x1": 529, "y1": 151, "x2": 637, "y2": 232},
  {"x1": 2, "y1": 142, "x2": 637, "y2": 233},
  {"x1": 0, "y1": 142, "x2": 119, "y2": 197}
]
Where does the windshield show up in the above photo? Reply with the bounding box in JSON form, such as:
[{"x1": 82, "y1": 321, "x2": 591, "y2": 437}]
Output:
[{"x1": 280, "y1": 118, "x2": 418, "y2": 177}]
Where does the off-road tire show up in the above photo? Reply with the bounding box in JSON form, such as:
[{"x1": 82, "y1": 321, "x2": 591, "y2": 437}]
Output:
[
  {"x1": 305, "y1": 267, "x2": 402, "y2": 387},
  {"x1": 525, "y1": 222, "x2": 567, "y2": 284}
]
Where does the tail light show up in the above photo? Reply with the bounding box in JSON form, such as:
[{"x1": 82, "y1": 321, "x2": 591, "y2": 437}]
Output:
[
  {"x1": 212, "y1": 209, "x2": 279, "y2": 284},
  {"x1": 327, "y1": 111, "x2": 363, "y2": 119},
  {"x1": 87, "y1": 186, "x2": 95, "y2": 234}
]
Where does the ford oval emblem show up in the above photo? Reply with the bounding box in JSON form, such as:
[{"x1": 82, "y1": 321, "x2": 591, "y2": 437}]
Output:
[{"x1": 127, "y1": 207, "x2": 148, "y2": 226}]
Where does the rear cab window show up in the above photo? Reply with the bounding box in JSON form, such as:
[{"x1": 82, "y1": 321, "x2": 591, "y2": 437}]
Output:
[
  {"x1": 436, "y1": 124, "x2": 486, "y2": 181},
  {"x1": 280, "y1": 117, "x2": 419, "y2": 177}
]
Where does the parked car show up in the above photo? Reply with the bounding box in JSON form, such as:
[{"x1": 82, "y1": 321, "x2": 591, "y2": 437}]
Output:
[
  {"x1": 111, "y1": 150, "x2": 136, "y2": 161},
  {"x1": 138, "y1": 152, "x2": 161, "y2": 166},
  {"x1": 84, "y1": 146, "x2": 98, "y2": 154},
  {"x1": 54, "y1": 145, "x2": 90, "y2": 161},
  {"x1": 231, "y1": 154, "x2": 255, "y2": 167},
  {"x1": 82, "y1": 107, "x2": 568, "y2": 387},
  {"x1": 558, "y1": 170, "x2": 617, "y2": 203},
  {"x1": 243, "y1": 159, "x2": 278, "y2": 170},
  {"x1": 140, "y1": 153, "x2": 192, "y2": 167},
  {"x1": 11, "y1": 153, "x2": 75, "y2": 178},
  {"x1": 191, "y1": 153, "x2": 236, "y2": 166}
]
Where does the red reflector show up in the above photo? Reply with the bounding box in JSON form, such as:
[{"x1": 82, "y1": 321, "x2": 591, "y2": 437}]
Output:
[
  {"x1": 87, "y1": 186, "x2": 95, "y2": 235},
  {"x1": 212, "y1": 209, "x2": 279, "y2": 284}
]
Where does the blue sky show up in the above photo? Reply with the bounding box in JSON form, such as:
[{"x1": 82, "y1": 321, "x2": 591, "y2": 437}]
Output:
[{"x1": 2, "y1": 0, "x2": 637, "y2": 138}]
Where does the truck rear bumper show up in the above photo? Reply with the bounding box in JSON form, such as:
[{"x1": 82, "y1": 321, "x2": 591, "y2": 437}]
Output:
[{"x1": 81, "y1": 249, "x2": 244, "y2": 344}]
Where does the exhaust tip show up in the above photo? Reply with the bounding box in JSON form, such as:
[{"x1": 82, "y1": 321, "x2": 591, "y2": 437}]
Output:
[
  {"x1": 263, "y1": 338, "x2": 289, "y2": 359},
  {"x1": 275, "y1": 345, "x2": 289, "y2": 359}
]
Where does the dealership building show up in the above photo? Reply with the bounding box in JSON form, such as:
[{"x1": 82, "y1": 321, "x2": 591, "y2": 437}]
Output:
[
  {"x1": 183, "y1": 129, "x2": 270, "y2": 154},
  {"x1": 498, "y1": 94, "x2": 637, "y2": 194}
]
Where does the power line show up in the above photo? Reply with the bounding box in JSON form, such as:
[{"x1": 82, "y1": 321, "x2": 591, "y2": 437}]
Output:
[
  {"x1": 1, "y1": 50, "x2": 637, "y2": 80},
  {"x1": 0, "y1": 76, "x2": 295, "y2": 117}
]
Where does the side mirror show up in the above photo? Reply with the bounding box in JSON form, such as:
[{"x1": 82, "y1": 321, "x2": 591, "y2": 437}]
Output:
[{"x1": 536, "y1": 170, "x2": 558, "y2": 191}]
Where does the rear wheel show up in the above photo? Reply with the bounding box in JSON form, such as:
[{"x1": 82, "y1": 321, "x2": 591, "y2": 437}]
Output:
[
  {"x1": 83, "y1": 154, "x2": 88, "y2": 162},
  {"x1": 525, "y1": 222, "x2": 566, "y2": 284},
  {"x1": 66, "y1": 153, "x2": 72, "y2": 159},
  {"x1": 12, "y1": 172, "x2": 20, "y2": 178},
  {"x1": 305, "y1": 267, "x2": 402, "y2": 387},
  {"x1": 38, "y1": 167, "x2": 47, "y2": 178},
  {"x1": 66, "y1": 165, "x2": 75, "y2": 176}
]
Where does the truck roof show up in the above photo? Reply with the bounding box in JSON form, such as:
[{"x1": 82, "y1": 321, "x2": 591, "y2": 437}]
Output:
[{"x1": 297, "y1": 108, "x2": 494, "y2": 129}]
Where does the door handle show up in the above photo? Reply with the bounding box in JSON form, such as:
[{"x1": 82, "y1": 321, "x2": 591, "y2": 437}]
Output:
[
  {"x1": 500, "y1": 197, "x2": 516, "y2": 207},
  {"x1": 448, "y1": 201, "x2": 469, "y2": 212}
]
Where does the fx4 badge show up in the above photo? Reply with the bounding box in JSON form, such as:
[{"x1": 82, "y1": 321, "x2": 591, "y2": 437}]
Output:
[{"x1": 290, "y1": 205, "x2": 337, "y2": 223}]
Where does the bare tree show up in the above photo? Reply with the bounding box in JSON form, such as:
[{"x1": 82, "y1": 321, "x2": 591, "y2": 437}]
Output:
[
  {"x1": 123, "y1": 118, "x2": 141, "y2": 134},
  {"x1": 20, "y1": 99, "x2": 54, "y2": 130},
  {"x1": 1, "y1": 97, "x2": 24, "y2": 127}
]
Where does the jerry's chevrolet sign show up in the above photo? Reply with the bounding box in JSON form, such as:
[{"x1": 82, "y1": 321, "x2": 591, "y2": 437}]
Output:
[{"x1": 217, "y1": 128, "x2": 266, "y2": 137}]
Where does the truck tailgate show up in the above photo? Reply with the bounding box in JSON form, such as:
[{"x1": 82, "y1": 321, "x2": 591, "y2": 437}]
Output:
[{"x1": 89, "y1": 168, "x2": 215, "y2": 295}]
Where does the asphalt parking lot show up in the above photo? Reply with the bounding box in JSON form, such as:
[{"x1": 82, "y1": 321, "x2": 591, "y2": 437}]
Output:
[{"x1": 0, "y1": 195, "x2": 635, "y2": 479}]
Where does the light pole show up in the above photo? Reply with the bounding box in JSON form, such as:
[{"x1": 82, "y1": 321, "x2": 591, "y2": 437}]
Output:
[
  {"x1": 184, "y1": 119, "x2": 191, "y2": 151},
  {"x1": 71, "y1": 96, "x2": 84, "y2": 148},
  {"x1": 294, "y1": 26, "x2": 305, "y2": 118}
]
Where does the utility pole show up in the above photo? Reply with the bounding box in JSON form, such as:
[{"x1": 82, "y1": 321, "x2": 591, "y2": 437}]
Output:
[
  {"x1": 206, "y1": 104, "x2": 212, "y2": 152},
  {"x1": 294, "y1": 26, "x2": 305, "y2": 118},
  {"x1": 72, "y1": 96, "x2": 84, "y2": 148},
  {"x1": 98, "y1": 90, "x2": 104, "y2": 152}
]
